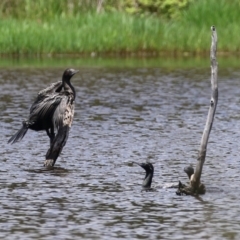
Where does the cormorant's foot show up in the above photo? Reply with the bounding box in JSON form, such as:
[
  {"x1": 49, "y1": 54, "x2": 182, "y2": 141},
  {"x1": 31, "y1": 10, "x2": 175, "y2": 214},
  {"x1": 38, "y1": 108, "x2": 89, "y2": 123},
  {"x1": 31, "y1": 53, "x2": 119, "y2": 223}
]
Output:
[{"x1": 44, "y1": 159, "x2": 55, "y2": 168}]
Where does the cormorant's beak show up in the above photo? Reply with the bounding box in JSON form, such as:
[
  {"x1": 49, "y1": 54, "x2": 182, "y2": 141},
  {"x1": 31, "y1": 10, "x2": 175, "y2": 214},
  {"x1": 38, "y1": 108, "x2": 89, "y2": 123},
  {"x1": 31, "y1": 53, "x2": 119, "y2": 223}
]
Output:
[
  {"x1": 72, "y1": 70, "x2": 79, "y2": 76},
  {"x1": 133, "y1": 162, "x2": 147, "y2": 170}
]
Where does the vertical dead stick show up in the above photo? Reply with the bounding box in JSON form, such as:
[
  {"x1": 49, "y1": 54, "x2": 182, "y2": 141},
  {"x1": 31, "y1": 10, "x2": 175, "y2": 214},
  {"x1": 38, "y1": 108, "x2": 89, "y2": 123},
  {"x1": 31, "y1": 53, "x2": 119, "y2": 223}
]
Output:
[
  {"x1": 176, "y1": 26, "x2": 218, "y2": 195},
  {"x1": 191, "y1": 26, "x2": 218, "y2": 190}
]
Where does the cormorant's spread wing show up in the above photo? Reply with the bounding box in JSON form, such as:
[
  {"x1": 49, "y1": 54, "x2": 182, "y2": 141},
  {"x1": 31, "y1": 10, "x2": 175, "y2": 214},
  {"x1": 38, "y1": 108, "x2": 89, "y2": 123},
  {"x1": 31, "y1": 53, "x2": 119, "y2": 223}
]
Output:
[
  {"x1": 30, "y1": 81, "x2": 62, "y2": 113},
  {"x1": 38, "y1": 81, "x2": 62, "y2": 97},
  {"x1": 29, "y1": 93, "x2": 63, "y2": 124}
]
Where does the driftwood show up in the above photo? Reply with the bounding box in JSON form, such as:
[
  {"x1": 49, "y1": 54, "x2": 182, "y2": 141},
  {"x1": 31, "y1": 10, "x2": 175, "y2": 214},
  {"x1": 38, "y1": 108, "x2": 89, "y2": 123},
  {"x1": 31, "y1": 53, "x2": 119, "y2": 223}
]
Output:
[{"x1": 177, "y1": 26, "x2": 218, "y2": 195}]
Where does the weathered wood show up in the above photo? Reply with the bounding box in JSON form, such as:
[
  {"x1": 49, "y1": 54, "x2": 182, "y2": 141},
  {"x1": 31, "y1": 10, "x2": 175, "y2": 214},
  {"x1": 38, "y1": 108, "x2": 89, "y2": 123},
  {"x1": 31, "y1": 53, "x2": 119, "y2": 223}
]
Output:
[{"x1": 177, "y1": 26, "x2": 218, "y2": 195}]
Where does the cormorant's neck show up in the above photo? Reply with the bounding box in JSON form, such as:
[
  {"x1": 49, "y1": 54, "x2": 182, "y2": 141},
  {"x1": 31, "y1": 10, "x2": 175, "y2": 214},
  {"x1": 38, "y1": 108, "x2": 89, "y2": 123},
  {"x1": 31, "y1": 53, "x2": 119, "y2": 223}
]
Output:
[
  {"x1": 142, "y1": 171, "x2": 153, "y2": 189},
  {"x1": 63, "y1": 78, "x2": 75, "y2": 100}
]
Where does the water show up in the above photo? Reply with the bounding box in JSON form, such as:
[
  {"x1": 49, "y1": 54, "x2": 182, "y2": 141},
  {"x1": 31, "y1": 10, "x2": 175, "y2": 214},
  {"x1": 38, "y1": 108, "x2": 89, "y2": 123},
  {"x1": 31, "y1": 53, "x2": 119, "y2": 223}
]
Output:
[{"x1": 1, "y1": 62, "x2": 240, "y2": 239}]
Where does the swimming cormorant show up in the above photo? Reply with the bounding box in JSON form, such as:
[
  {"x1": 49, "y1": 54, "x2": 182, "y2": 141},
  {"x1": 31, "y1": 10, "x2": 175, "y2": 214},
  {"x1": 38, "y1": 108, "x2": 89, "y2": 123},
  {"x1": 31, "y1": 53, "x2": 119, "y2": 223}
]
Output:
[
  {"x1": 182, "y1": 165, "x2": 205, "y2": 194},
  {"x1": 134, "y1": 162, "x2": 154, "y2": 189},
  {"x1": 8, "y1": 68, "x2": 78, "y2": 145}
]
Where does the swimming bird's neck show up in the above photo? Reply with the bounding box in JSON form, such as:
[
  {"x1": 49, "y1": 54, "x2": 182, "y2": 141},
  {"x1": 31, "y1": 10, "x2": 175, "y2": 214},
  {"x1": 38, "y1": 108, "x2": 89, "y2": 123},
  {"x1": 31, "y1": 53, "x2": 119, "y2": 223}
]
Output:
[{"x1": 142, "y1": 172, "x2": 153, "y2": 189}]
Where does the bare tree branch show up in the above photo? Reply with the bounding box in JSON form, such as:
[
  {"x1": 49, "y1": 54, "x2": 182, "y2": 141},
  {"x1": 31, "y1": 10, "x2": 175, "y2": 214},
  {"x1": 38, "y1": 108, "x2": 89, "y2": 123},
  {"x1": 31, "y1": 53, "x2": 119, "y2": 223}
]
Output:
[{"x1": 177, "y1": 26, "x2": 218, "y2": 195}]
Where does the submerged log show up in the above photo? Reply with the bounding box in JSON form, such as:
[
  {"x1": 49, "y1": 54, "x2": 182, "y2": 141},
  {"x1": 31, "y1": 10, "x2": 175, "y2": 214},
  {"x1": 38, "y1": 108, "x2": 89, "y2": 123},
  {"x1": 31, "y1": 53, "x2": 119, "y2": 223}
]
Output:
[{"x1": 177, "y1": 26, "x2": 218, "y2": 195}]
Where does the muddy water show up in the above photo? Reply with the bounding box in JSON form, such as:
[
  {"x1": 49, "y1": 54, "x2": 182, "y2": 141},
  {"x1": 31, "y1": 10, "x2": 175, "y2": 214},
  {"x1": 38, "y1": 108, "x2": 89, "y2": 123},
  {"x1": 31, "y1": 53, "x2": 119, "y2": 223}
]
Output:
[{"x1": 1, "y1": 65, "x2": 240, "y2": 239}]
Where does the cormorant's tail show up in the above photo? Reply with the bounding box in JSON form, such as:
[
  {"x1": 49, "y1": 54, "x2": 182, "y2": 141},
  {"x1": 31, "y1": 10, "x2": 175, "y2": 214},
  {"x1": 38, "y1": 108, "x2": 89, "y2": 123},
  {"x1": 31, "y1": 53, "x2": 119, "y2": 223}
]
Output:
[{"x1": 8, "y1": 123, "x2": 29, "y2": 144}]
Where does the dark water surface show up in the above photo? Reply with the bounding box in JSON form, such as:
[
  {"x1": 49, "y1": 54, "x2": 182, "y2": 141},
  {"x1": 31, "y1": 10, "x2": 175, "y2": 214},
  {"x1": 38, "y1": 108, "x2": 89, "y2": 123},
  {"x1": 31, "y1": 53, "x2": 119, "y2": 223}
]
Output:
[{"x1": 1, "y1": 62, "x2": 240, "y2": 239}]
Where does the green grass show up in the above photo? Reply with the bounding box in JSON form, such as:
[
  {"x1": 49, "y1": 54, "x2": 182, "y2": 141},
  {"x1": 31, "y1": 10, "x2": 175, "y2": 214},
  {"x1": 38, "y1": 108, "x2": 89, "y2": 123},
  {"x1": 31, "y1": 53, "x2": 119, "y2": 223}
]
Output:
[
  {"x1": 0, "y1": 13, "x2": 165, "y2": 54},
  {"x1": 175, "y1": 0, "x2": 240, "y2": 53},
  {"x1": 0, "y1": 0, "x2": 240, "y2": 55}
]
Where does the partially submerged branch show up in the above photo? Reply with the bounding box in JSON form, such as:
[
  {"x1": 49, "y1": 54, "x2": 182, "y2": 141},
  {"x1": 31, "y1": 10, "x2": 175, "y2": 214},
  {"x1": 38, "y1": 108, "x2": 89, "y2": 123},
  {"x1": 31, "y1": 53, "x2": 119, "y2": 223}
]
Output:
[{"x1": 177, "y1": 26, "x2": 218, "y2": 195}]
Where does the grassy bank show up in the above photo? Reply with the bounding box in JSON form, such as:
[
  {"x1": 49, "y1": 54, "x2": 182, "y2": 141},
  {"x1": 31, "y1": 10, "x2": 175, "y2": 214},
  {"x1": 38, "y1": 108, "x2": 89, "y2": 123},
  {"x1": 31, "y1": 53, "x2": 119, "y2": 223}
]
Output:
[{"x1": 0, "y1": 0, "x2": 239, "y2": 55}]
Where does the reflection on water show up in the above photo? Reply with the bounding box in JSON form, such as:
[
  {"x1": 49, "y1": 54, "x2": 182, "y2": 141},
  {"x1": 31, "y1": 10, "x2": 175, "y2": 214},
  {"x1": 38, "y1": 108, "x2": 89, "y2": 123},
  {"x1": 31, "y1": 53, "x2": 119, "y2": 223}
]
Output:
[{"x1": 1, "y1": 61, "x2": 240, "y2": 239}]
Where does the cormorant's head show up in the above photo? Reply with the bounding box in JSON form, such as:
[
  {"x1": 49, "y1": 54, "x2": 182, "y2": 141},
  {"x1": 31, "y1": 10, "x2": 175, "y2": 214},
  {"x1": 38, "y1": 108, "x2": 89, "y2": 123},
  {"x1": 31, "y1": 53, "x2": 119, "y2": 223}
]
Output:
[
  {"x1": 134, "y1": 162, "x2": 154, "y2": 189},
  {"x1": 62, "y1": 68, "x2": 79, "y2": 81},
  {"x1": 184, "y1": 166, "x2": 194, "y2": 180},
  {"x1": 137, "y1": 162, "x2": 154, "y2": 176}
]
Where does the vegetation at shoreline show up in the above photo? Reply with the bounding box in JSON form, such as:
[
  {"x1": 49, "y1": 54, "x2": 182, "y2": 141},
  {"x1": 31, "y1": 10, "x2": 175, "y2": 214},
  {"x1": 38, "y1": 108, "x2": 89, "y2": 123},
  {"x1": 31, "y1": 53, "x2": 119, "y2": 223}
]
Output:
[
  {"x1": 0, "y1": 0, "x2": 239, "y2": 55},
  {"x1": 1, "y1": 54, "x2": 240, "y2": 70}
]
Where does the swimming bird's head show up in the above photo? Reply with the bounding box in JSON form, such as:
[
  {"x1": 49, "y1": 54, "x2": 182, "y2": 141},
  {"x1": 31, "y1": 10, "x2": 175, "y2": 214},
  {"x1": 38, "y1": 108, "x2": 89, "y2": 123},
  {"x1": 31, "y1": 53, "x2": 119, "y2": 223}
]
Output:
[
  {"x1": 138, "y1": 162, "x2": 154, "y2": 175},
  {"x1": 184, "y1": 165, "x2": 194, "y2": 180},
  {"x1": 134, "y1": 162, "x2": 154, "y2": 189}
]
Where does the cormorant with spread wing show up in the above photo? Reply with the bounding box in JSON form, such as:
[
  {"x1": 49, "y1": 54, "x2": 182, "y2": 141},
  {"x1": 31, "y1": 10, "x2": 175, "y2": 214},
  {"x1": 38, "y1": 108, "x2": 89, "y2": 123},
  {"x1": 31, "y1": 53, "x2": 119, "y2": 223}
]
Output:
[
  {"x1": 8, "y1": 68, "x2": 78, "y2": 167},
  {"x1": 8, "y1": 68, "x2": 78, "y2": 145}
]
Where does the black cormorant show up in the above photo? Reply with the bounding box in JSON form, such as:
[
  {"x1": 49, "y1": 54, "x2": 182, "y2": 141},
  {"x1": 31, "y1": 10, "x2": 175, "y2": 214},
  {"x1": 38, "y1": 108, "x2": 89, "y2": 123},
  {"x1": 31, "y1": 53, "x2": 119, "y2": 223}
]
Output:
[
  {"x1": 134, "y1": 162, "x2": 154, "y2": 189},
  {"x1": 8, "y1": 68, "x2": 78, "y2": 145},
  {"x1": 44, "y1": 68, "x2": 78, "y2": 166}
]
